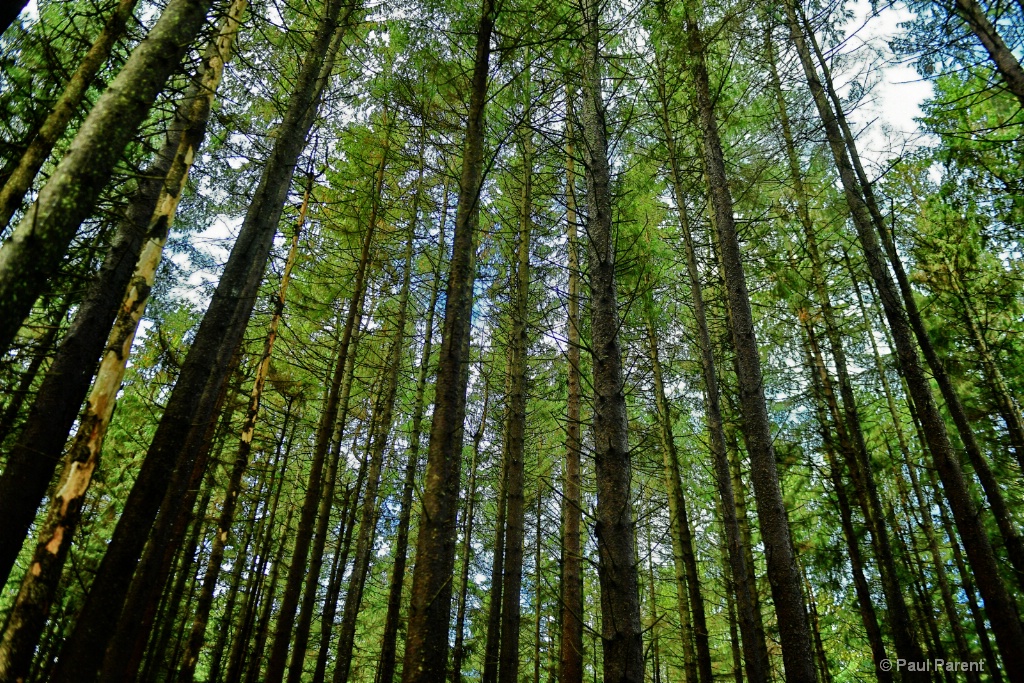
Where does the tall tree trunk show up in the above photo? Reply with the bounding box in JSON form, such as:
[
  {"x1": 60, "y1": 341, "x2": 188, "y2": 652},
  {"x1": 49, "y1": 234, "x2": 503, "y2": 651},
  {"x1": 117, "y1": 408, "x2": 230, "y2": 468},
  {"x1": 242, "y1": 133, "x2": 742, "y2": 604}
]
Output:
[
  {"x1": 558, "y1": 94, "x2": 584, "y2": 683},
  {"x1": 375, "y1": 182, "x2": 446, "y2": 683},
  {"x1": 0, "y1": 0, "x2": 216, "y2": 351},
  {"x1": 0, "y1": 0, "x2": 140, "y2": 231},
  {"x1": 498, "y1": 117, "x2": 534, "y2": 683},
  {"x1": 400, "y1": 0, "x2": 492, "y2": 676},
  {"x1": 0, "y1": 0, "x2": 247, "y2": 586},
  {"x1": 269, "y1": 188, "x2": 377, "y2": 683},
  {"x1": 769, "y1": 39, "x2": 922, "y2": 671},
  {"x1": 483, "y1": 402, "x2": 510, "y2": 683},
  {"x1": 949, "y1": 0, "x2": 1024, "y2": 106},
  {"x1": 452, "y1": 383, "x2": 487, "y2": 683},
  {"x1": 800, "y1": 322, "x2": 892, "y2": 683},
  {"x1": 579, "y1": 0, "x2": 644, "y2": 678},
  {"x1": 48, "y1": 5, "x2": 349, "y2": 679},
  {"x1": 650, "y1": 42, "x2": 768, "y2": 680},
  {"x1": 685, "y1": 6, "x2": 816, "y2": 680},
  {"x1": 176, "y1": 188, "x2": 307, "y2": 682},
  {"x1": 781, "y1": 2, "x2": 1024, "y2": 672},
  {"x1": 333, "y1": 197, "x2": 415, "y2": 683},
  {"x1": 211, "y1": 406, "x2": 294, "y2": 683},
  {"x1": 286, "y1": 290, "x2": 371, "y2": 683},
  {"x1": 643, "y1": 308, "x2": 711, "y2": 683}
]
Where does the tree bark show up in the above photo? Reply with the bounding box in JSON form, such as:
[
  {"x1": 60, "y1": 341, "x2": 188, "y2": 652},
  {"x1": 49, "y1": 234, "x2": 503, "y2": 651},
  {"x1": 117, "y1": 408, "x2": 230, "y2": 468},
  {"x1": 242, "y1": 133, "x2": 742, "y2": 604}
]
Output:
[
  {"x1": 949, "y1": 0, "x2": 1024, "y2": 107},
  {"x1": 579, "y1": 0, "x2": 644, "y2": 678},
  {"x1": 498, "y1": 116, "x2": 534, "y2": 683},
  {"x1": 0, "y1": 0, "x2": 216, "y2": 351},
  {"x1": 558, "y1": 95, "x2": 584, "y2": 683},
  {"x1": 686, "y1": 7, "x2": 816, "y2": 680},
  {"x1": 400, "y1": 0, "x2": 492, "y2": 677}
]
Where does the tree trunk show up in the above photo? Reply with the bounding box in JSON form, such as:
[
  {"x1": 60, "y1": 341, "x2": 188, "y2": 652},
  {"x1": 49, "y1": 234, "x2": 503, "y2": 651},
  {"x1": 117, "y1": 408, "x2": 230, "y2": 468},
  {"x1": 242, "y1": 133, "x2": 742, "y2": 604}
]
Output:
[
  {"x1": 375, "y1": 181, "x2": 446, "y2": 683},
  {"x1": 950, "y1": 0, "x2": 1024, "y2": 106},
  {"x1": 0, "y1": 0, "x2": 216, "y2": 351},
  {"x1": 558, "y1": 95, "x2": 584, "y2": 683},
  {"x1": 483, "y1": 406, "x2": 509, "y2": 683},
  {"x1": 0, "y1": 0, "x2": 140, "y2": 231},
  {"x1": 176, "y1": 188, "x2": 307, "y2": 682},
  {"x1": 333, "y1": 194, "x2": 415, "y2": 683},
  {"x1": 686, "y1": 7, "x2": 816, "y2": 680},
  {"x1": 48, "y1": 4, "x2": 348, "y2": 679},
  {"x1": 782, "y1": 2, "x2": 1024, "y2": 673},
  {"x1": 452, "y1": 383, "x2": 486, "y2": 683},
  {"x1": 498, "y1": 117, "x2": 534, "y2": 683},
  {"x1": 650, "y1": 42, "x2": 769, "y2": 680},
  {"x1": 643, "y1": 308, "x2": 711, "y2": 683},
  {"x1": 800, "y1": 322, "x2": 892, "y2": 683},
  {"x1": 579, "y1": 0, "x2": 644, "y2": 678},
  {"x1": 0, "y1": 0, "x2": 28, "y2": 36},
  {"x1": 400, "y1": 0, "x2": 492, "y2": 676}
]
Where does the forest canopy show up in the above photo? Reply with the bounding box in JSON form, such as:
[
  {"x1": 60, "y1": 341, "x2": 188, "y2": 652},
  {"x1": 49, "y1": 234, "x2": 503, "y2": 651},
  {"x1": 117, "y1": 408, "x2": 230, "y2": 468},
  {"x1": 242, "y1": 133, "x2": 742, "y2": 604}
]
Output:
[{"x1": 0, "y1": 0, "x2": 1022, "y2": 680}]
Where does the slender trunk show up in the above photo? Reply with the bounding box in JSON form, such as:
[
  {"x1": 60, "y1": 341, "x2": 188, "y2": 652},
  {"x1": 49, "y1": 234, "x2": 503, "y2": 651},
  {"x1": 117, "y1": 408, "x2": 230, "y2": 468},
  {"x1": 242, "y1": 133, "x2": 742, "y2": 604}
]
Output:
[
  {"x1": 932, "y1": 467, "x2": 1003, "y2": 682},
  {"x1": 643, "y1": 309, "x2": 711, "y2": 683},
  {"x1": 0, "y1": 0, "x2": 216, "y2": 350},
  {"x1": 498, "y1": 120, "x2": 533, "y2": 683},
  {"x1": 375, "y1": 182, "x2": 446, "y2": 683},
  {"x1": 949, "y1": 0, "x2": 1024, "y2": 106},
  {"x1": 0, "y1": 0, "x2": 246, "y2": 586},
  {"x1": 781, "y1": 3, "x2": 1024, "y2": 673},
  {"x1": 686, "y1": 8, "x2": 815, "y2": 680},
  {"x1": 894, "y1": 451, "x2": 976, "y2": 681},
  {"x1": 311, "y1": 492, "x2": 353, "y2": 683},
  {"x1": 400, "y1": 0, "x2": 492, "y2": 675},
  {"x1": 651, "y1": 44, "x2": 767, "y2": 681},
  {"x1": 533, "y1": 485, "x2": 544, "y2": 683},
  {"x1": 142, "y1": 482, "x2": 214, "y2": 682},
  {"x1": 800, "y1": 323, "x2": 891, "y2": 683},
  {"x1": 333, "y1": 199, "x2": 415, "y2": 683},
  {"x1": 801, "y1": 571, "x2": 832, "y2": 683},
  {"x1": 644, "y1": 530, "x2": 662, "y2": 683},
  {"x1": 0, "y1": 0, "x2": 140, "y2": 231},
  {"x1": 211, "y1": 408, "x2": 293, "y2": 683},
  {"x1": 452, "y1": 386, "x2": 487, "y2": 683},
  {"x1": 177, "y1": 198, "x2": 305, "y2": 682},
  {"x1": 558, "y1": 94, "x2": 584, "y2": 683},
  {"x1": 580, "y1": 0, "x2": 644, "y2": 678},
  {"x1": 286, "y1": 299, "x2": 369, "y2": 683},
  {"x1": 49, "y1": 5, "x2": 348, "y2": 679},
  {"x1": 483, "y1": 414, "x2": 510, "y2": 683}
]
